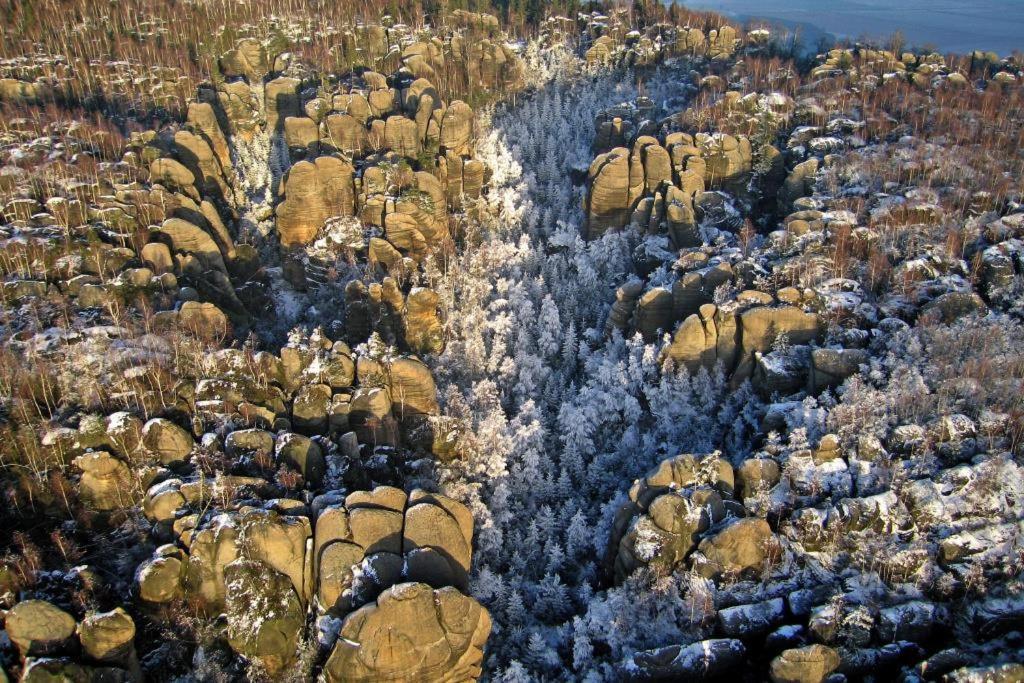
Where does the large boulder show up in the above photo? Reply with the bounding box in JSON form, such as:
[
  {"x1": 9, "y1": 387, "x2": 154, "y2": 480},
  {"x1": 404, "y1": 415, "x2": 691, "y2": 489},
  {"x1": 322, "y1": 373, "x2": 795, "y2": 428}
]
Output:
[
  {"x1": 265, "y1": 77, "x2": 301, "y2": 130},
  {"x1": 5, "y1": 600, "x2": 77, "y2": 656},
  {"x1": 405, "y1": 288, "x2": 444, "y2": 355},
  {"x1": 184, "y1": 521, "x2": 240, "y2": 608},
  {"x1": 619, "y1": 638, "x2": 746, "y2": 681},
  {"x1": 149, "y1": 158, "x2": 195, "y2": 192},
  {"x1": 78, "y1": 608, "x2": 136, "y2": 666},
  {"x1": 275, "y1": 432, "x2": 325, "y2": 486},
  {"x1": 178, "y1": 301, "x2": 230, "y2": 339},
  {"x1": 693, "y1": 518, "x2": 776, "y2": 580},
  {"x1": 403, "y1": 496, "x2": 472, "y2": 590},
  {"x1": 736, "y1": 306, "x2": 821, "y2": 379},
  {"x1": 186, "y1": 102, "x2": 232, "y2": 173},
  {"x1": 141, "y1": 418, "x2": 193, "y2": 466},
  {"x1": 74, "y1": 451, "x2": 138, "y2": 511},
  {"x1": 136, "y1": 545, "x2": 186, "y2": 603},
  {"x1": 383, "y1": 115, "x2": 421, "y2": 157},
  {"x1": 156, "y1": 217, "x2": 226, "y2": 273},
  {"x1": 174, "y1": 130, "x2": 230, "y2": 203},
  {"x1": 439, "y1": 101, "x2": 474, "y2": 156},
  {"x1": 779, "y1": 159, "x2": 819, "y2": 212},
  {"x1": 388, "y1": 356, "x2": 439, "y2": 417},
  {"x1": 770, "y1": 645, "x2": 841, "y2": 683},
  {"x1": 219, "y1": 38, "x2": 270, "y2": 83},
  {"x1": 607, "y1": 452, "x2": 735, "y2": 580},
  {"x1": 236, "y1": 509, "x2": 312, "y2": 603},
  {"x1": 665, "y1": 304, "x2": 739, "y2": 374},
  {"x1": 322, "y1": 583, "x2": 491, "y2": 682},
  {"x1": 323, "y1": 113, "x2": 367, "y2": 155}
]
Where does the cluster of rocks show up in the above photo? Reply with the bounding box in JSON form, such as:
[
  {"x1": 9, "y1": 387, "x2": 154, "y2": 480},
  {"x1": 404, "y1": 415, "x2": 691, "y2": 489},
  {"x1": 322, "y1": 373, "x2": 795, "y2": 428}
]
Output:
[
  {"x1": 581, "y1": 16, "x2": 1024, "y2": 681},
  {"x1": 587, "y1": 41, "x2": 1024, "y2": 398},
  {"x1": 578, "y1": 10, "x2": 744, "y2": 67},
  {"x1": 607, "y1": 265, "x2": 831, "y2": 393},
  {"x1": 0, "y1": 12, "x2": 525, "y2": 678},
  {"x1": 1, "y1": 601, "x2": 140, "y2": 681},
  {"x1": 606, "y1": 452, "x2": 776, "y2": 582},
  {"x1": 0, "y1": 316, "x2": 483, "y2": 679},
  {"x1": 607, "y1": 414, "x2": 1024, "y2": 682},
  {"x1": 134, "y1": 484, "x2": 486, "y2": 677}
]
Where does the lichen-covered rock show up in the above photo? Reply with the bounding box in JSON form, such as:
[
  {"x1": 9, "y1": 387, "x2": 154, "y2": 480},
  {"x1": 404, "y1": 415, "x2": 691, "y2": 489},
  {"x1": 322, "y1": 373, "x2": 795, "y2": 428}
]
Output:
[
  {"x1": 322, "y1": 582, "x2": 491, "y2": 682},
  {"x1": 224, "y1": 559, "x2": 304, "y2": 675}
]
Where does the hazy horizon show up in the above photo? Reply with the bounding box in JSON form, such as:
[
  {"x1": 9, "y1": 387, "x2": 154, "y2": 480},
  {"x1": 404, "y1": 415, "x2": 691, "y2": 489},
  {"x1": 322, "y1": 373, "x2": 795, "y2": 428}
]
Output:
[{"x1": 674, "y1": 0, "x2": 1024, "y2": 55}]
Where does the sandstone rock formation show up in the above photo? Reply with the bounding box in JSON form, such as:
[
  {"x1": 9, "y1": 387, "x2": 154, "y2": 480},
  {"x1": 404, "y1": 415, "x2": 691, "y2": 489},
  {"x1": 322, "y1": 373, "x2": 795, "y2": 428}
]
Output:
[{"x1": 322, "y1": 583, "x2": 491, "y2": 683}]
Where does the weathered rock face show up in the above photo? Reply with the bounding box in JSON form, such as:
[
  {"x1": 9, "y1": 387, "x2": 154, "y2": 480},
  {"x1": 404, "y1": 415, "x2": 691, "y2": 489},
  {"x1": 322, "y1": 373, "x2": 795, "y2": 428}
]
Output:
[
  {"x1": 586, "y1": 147, "x2": 632, "y2": 238},
  {"x1": 322, "y1": 583, "x2": 491, "y2": 683},
  {"x1": 276, "y1": 157, "x2": 356, "y2": 247}
]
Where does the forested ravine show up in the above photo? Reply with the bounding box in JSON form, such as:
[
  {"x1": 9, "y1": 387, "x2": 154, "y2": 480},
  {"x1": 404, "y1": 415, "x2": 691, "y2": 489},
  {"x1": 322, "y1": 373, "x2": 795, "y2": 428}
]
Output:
[{"x1": 431, "y1": 46, "x2": 765, "y2": 679}]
